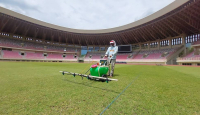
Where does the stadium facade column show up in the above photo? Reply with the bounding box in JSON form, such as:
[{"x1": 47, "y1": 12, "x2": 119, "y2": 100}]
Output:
[
  {"x1": 22, "y1": 36, "x2": 26, "y2": 41},
  {"x1": 105, "y1": 46, "x2": 108, "y2": 51},
  {"x1": 148, "y1": 42, "x2": 150, "y2": 51},
  {"x1": 157, "y1": 39, "x2": 160, "y2": 50},
  {"x1": 66, "y1": 41, "x2": 69, "y2": 47},
  {"x1": 139, "y1": 43, "x2": 142, "y2": 50},
  {"x1": 97, "y1": 46, "x2": 99, "y2": 52},
  {"x1": 93, "y1": 46, "x2": 95, "y2": 52},
  {"x1": 169, "y1": 37, "x2": 172, "y2": 49},
  {"x1": 44, "y1": 46, "x2": 47, "y2": 51},
  {"x1": 181, "y1": 34, "x2": 187, "y2": 56},
  {"x1": 9, "y1": 33, "x2": 13, "y2": 39}
]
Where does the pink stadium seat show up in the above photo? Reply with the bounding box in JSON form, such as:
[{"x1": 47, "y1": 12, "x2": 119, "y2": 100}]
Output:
[
  {"x1": 116, "y1": 54, "x2": 129, "y2": 61},
  {"x1": 92, "y1": 55, "x2": 101, "y2": 59},
  {"x1": 184, "y1": 51, "x2": 194, "y2": 59},
  {"x1": 2, "y1": 50, "x2": 23, "y2": 59},
  {"x1": 0, "y1": 38, "x2": 22, "y2": 48},
  {"x1": 26, "y1": 52, "x2": 44, "y2": 59},
  {"x1": 84, "y1": 52, "x2": 103, "y2": 60},
  {"x1": 0, "y1": 37, "x2": 77, "y2": 53},
  {"x1": 65, "y1": 54, "x2": 75, "y2": 59},
  {"x1": 144, "y1": 53, "x2": 162, "y2": 59},
  {"x1": 133, "y1": 54, "x2": 143, "y2": 59},
  {"x1": 46, "y1": 53, "x2": 63, "y2": 59},
  {"x1": 192, "y1": 40, "x2": 200, "y2": 45},
  {"x1": 132, "y1": 48, "x2": 179, "y2": 60}
]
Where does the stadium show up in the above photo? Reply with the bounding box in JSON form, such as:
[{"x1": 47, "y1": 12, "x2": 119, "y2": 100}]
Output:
[{"x1": 0, "y1": 0, "x2": 200, "y2": 114}]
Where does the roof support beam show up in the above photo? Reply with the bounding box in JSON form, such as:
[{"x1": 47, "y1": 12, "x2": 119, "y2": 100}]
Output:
[
  {"x1": 161, "y1": 19, "x2": 177, "y2": 36},
  {"x1": 121, "y1": 33, "x2": 129, "y2": 44},
  {"x1": 126, "y1": 31, "x2": 135, "y2": 43},
  {"x1": 137, "y1": 29, "x2": 148, "y2": 42},
  {"x1": 71, "y1": 34, "x2": 75, "y2": 45},
  {"x1": 85, "y1": 38, "x2": 89, "y2": 46},
  {"x1": 188, "y1": 6, "x2": 200, "y2": 21},
  {"x1": 132, "y1": 31, "x2": 142, "y2": 43},
  {"x1": 64, "y1": 33, "x2": 68, "y2": 45},
  {"x1": 144, "y1": 26, "x2": 157, "y2": 40},
  {"x1": 155, "y1": 22, "x2": 168, "y2": 38},
  {"x1": 12, "y1": 21, "x2": 22, "y2": 34},
  {"x1": 58, "y1": 33, "x2": 62, "y2": 43},
  {"x1": 165, "y1": 18, "x2": 181, "y2": 35},
  {"x1": 33, "y1": 27, "x2": 39, "y2": 38},
  {"x1": 22, "y1": 24, "x2": 31, "y2": 36},
  {"x1": 151, "y1": 24, "x2": 165, "y2": 38},
  {"x1": 0, "y1": 17, "x2": 9, "y2": 32},
  {"x1": 171, "y1": 16, "x2": 194, "y2": 34},
  {"x1": 50, "y1": 31, "x2": 54, "y2": 42},
  {"x1": 42, "y1": 29, "x2": 47, "y2": 41},
  {"x1": 158, "y1": 21, "x2": 173, "y2": 36},
  {"x1": 130, "y1": 31, "x2": 139, "y2": 43},
  {"x1": 178, "y1": 12, "x2": 199, "y2": 30}
]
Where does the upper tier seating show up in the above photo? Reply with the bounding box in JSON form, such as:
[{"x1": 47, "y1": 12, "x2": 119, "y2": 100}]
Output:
[
  {"x1": 24, "y1": 42, "x2": 44, "y2": 50},
  {"x1": 0, "y1": 38, "x2": 22, "y2": 48},
  {"x1": 0, "y1": 37, "x2": 77, "y2": 52}
]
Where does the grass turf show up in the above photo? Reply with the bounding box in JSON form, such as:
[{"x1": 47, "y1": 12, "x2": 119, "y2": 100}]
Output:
[{"x1": 0, "y1": 61, "x2": 200, "y2": 114}]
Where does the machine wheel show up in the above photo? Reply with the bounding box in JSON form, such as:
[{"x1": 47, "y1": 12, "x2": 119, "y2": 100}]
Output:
[
  {"x1": 102, "y1": 74, "x2": 107, "y2": 78},
  {"x1": 100, "y1": 74, "x2": 107, "y2": 82}
]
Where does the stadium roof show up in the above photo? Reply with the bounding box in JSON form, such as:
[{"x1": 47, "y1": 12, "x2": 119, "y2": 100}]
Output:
[{"x1": 0, "y1": 0, "x2": 200, "y2": 46}]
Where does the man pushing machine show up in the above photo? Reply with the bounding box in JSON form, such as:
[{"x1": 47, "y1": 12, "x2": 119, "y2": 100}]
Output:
[{"x1": 105, "y1": 40, "x2": 118, "y2": 77}]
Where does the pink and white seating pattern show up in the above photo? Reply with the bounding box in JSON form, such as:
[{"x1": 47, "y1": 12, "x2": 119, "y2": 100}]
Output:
[
  {"x1": 26, "y1": 52, "x2": 44, "y2": 59},
  {"x1": 179, "y1": 51, "x2": 200, "y2": 60},
  {"x1": 65, "y1": 54, "x2": 75, "y2": 60},
  {"x1": 116, "y1": 54, "x2": 130, "y2": 60},
  {"x1": 46, "y1": 53, "x2": 63, "y2": 59},
  {"x1": 24, "y1": 42, "x2": 44, "y2": 50},
  {"x1": 2, "y1": 50, "x2": 23, "y2": 59},
  {"x1": 84, "y1": 53, "x2": 103, "y2": 60},
  {"x1": 0, "y1": 38, "x2": 22, "y2": 48},
  {"x1": 0, "y1": 37, "x2": 77, "y2": 52},
  {"x1": 131, "y1": 48, "x2": 177, "y2": 60},
  {"x1": 145, "y1": 53, "x2": 162, "y2": 59},
  {"x1": 192, "y1": 40, "x2": 200, "y2": 45}
]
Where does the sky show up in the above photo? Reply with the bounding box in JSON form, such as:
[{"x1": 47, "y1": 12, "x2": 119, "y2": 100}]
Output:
[{"x1": 0, "y1": 0, "x2": 175, "y2": 30}]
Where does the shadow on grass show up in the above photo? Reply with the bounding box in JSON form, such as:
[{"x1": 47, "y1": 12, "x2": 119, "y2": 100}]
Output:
[
  {"x1": 63, "y1": 78, "x2": 120, "y2": 94},
  {"x1": 113, "y1": 74, "x2": 119, "y2": 77}
]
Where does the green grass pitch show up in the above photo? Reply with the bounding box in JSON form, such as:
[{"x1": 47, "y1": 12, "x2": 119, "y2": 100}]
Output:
[{"x1": 0, "y1": 61, "x2": 200, "y2": 114}]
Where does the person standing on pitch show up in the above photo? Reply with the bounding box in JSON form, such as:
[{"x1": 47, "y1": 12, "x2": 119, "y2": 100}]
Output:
[{"x1": 105, "y1": 40, "x2": 118, "y2": 77}]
